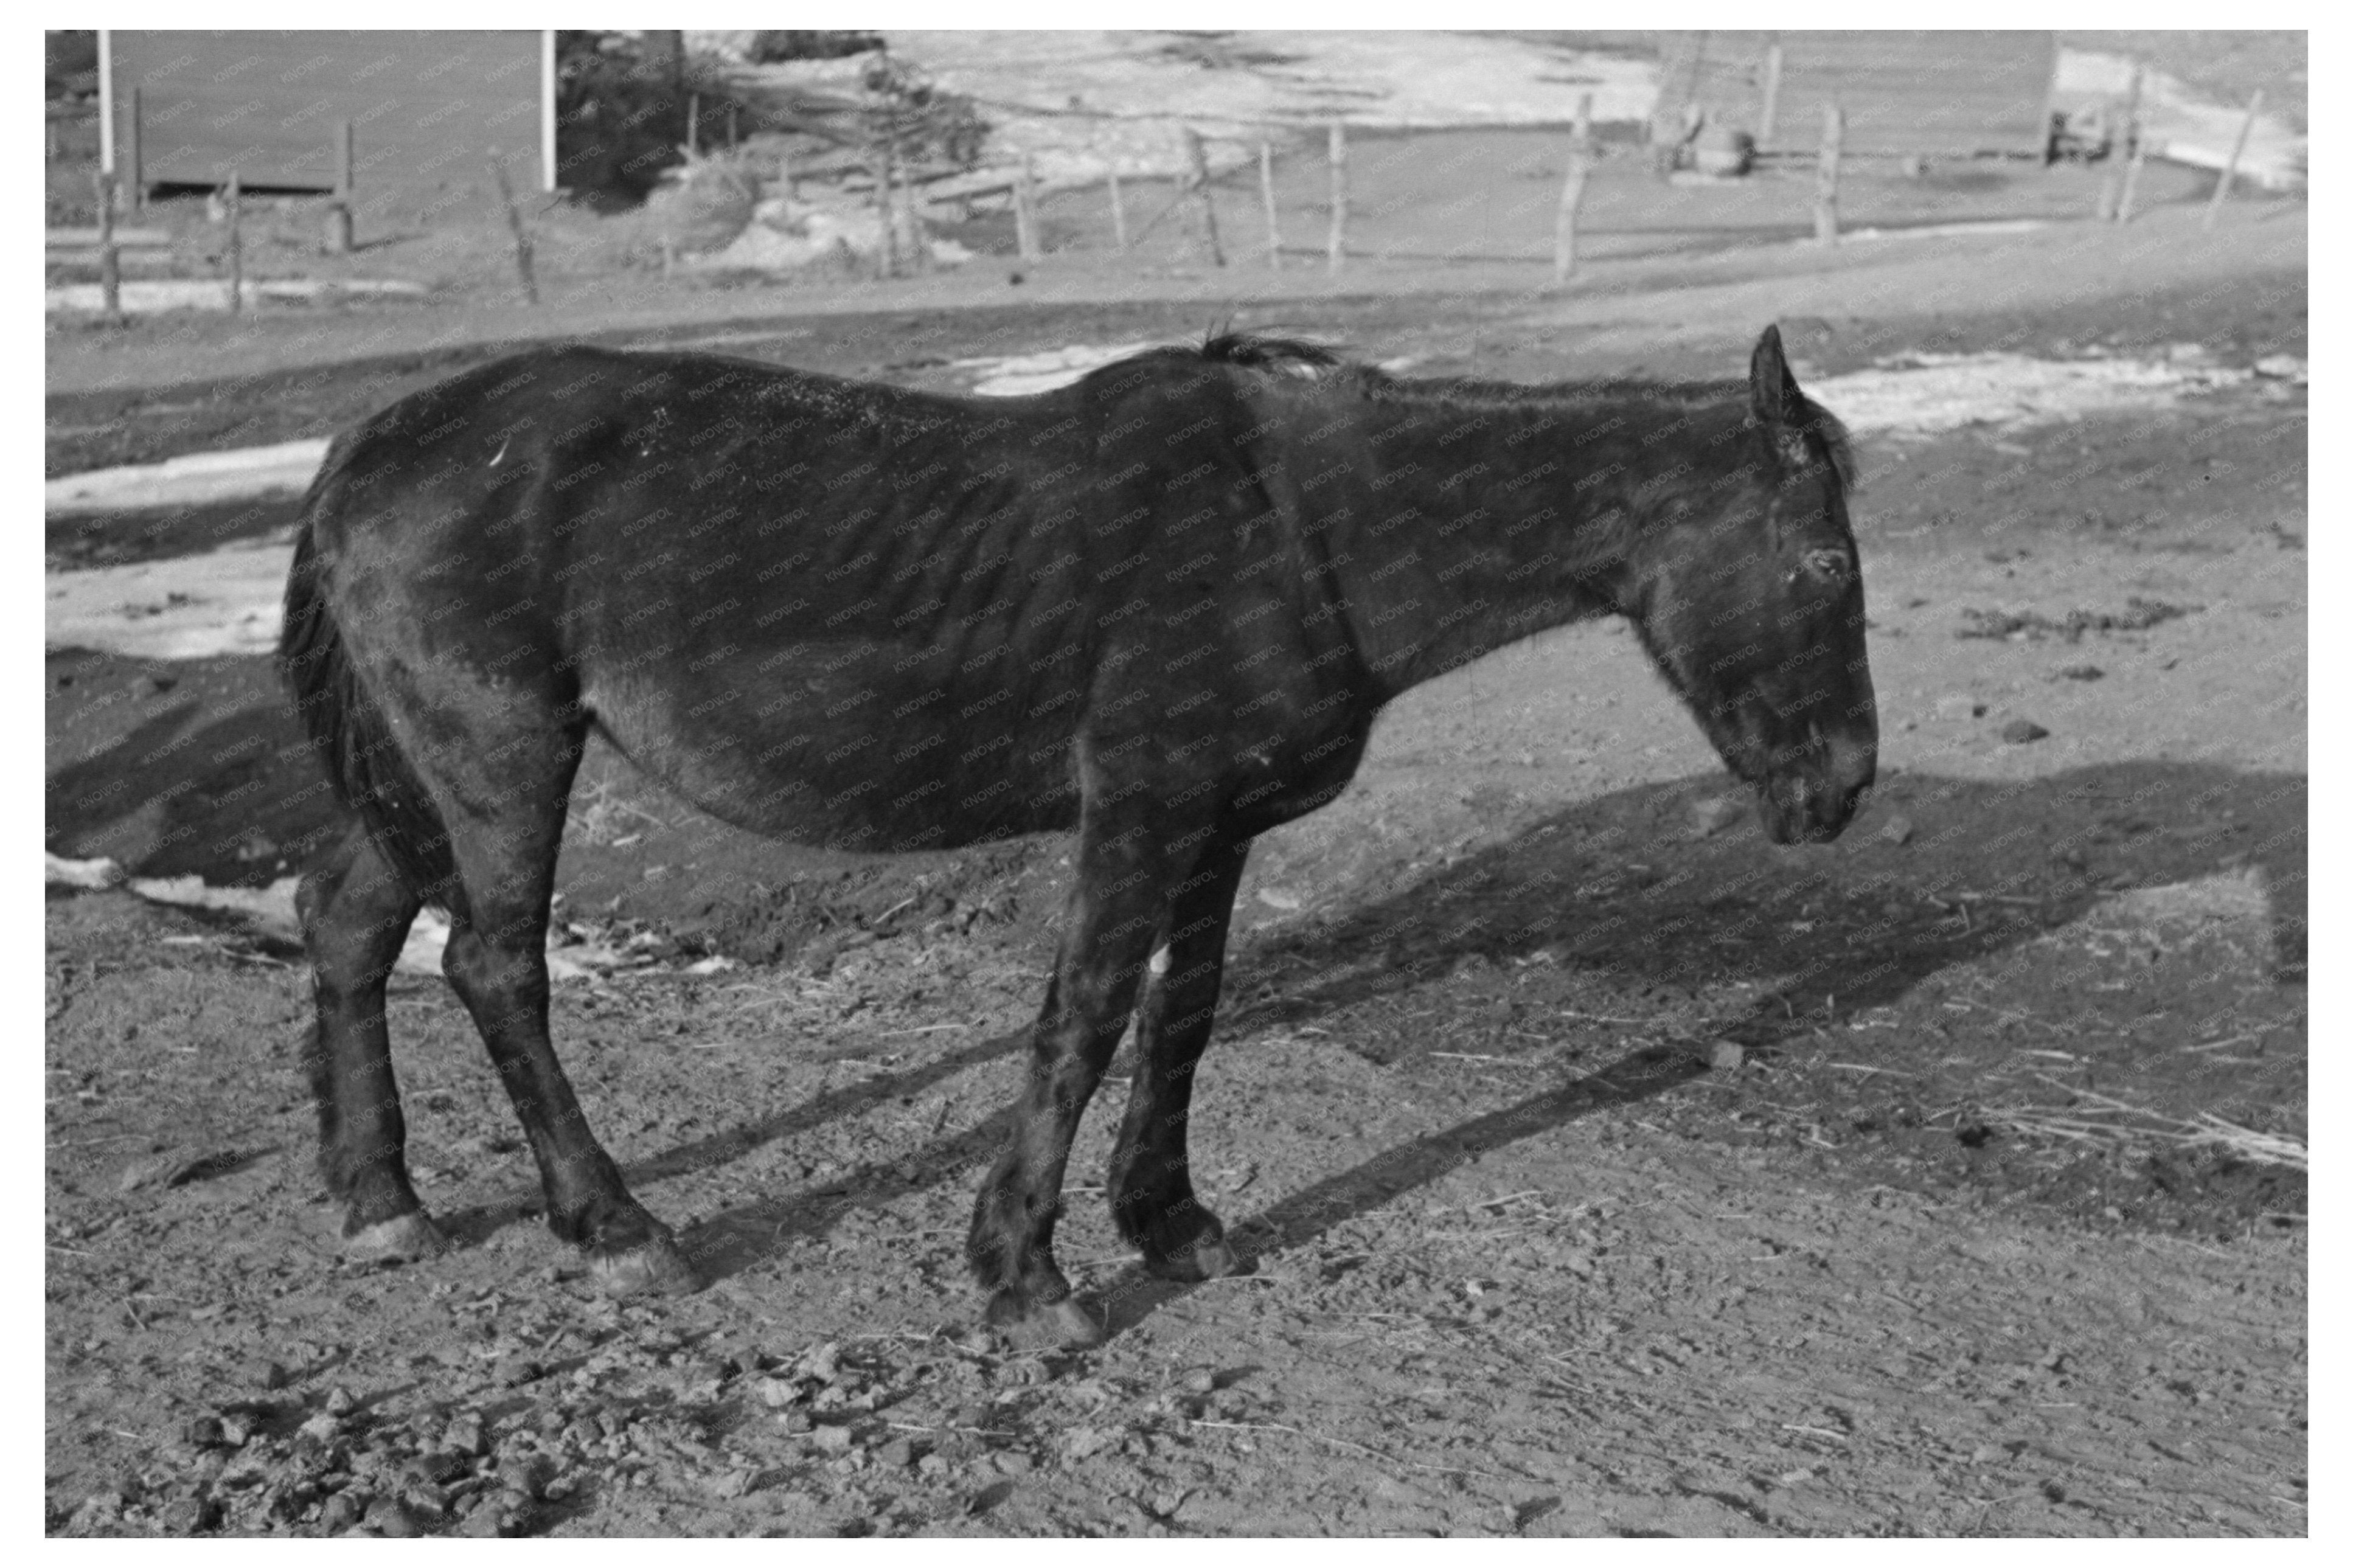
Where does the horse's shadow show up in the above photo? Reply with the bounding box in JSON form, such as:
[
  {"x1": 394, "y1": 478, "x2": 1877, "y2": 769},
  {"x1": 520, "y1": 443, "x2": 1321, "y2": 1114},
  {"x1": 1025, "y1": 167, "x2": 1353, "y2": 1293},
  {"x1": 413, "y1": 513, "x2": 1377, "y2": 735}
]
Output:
[{"x1": 440, "y1": 756, "x2": 2303, "y2": 1327}]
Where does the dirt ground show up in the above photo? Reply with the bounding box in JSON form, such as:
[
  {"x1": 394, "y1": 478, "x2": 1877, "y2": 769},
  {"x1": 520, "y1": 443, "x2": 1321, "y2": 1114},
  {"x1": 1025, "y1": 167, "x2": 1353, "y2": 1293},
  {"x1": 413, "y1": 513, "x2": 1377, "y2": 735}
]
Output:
[{"x1": 44, "y1": 160, "x2": 2305, "y2": 1535}]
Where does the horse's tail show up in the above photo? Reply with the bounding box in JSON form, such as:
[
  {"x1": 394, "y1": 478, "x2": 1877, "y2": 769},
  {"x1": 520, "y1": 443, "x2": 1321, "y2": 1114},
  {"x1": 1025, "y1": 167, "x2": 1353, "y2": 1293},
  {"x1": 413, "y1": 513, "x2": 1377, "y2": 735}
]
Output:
[{"x1": 278, "y1": 445, "x2": 464, "y2": 915}]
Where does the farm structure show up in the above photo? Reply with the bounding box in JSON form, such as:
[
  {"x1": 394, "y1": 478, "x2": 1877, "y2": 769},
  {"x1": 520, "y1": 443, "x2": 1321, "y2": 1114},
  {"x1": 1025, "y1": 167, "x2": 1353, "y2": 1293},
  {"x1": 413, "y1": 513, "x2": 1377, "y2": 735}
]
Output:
[
  {"x1": 1653, "y1": 30, "x2": 2059, "y2": 158},
  {"x1": 97, "y1": 30, "x2": 555, "y2": 214}
]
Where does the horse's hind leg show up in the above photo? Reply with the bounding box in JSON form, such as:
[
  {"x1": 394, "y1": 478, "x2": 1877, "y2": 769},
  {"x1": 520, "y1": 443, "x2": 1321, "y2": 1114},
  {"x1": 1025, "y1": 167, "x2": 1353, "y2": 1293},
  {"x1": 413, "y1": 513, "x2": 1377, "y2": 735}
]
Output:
[
  {"x1": 1107, "y1": 831, "x2": 1252, "y2": 1283},
  {"x1": 434, "y1": 726, "x2": 697, "y2": 1297},
  {"x1": 296, "y1": 816, "x2": 439, "y2": 1261}
]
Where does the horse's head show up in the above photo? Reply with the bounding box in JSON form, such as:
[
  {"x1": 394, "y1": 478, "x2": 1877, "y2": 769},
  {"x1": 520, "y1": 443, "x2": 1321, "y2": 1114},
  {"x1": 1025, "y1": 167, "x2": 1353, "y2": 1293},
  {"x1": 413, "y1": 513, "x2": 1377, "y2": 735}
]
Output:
[{"x1": 1622, "y1": 325, "x2": 1878, "y2": 845}]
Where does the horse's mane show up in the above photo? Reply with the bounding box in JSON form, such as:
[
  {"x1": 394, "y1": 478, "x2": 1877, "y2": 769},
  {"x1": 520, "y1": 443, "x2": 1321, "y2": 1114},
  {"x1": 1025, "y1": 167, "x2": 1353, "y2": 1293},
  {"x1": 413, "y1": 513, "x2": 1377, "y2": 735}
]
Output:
[{"x1": 1180, "y1": 330, "x2": 1859, "y2": 490}]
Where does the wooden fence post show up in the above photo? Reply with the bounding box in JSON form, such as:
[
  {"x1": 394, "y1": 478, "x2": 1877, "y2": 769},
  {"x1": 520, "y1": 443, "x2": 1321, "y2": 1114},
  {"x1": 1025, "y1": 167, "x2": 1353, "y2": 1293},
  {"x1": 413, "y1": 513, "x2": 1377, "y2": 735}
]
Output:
[
  {"x1": 127, "y1": 86, "x2": 144, "y2": 210},
  {"x1": 1326, "y1": 121, "x2": 1348, "y2": 274},
  {"x1": 1106, "y1": 160, "x2": 1128, "y2": 251},
  {"x1": 1013, "y1": 156, "x2": 1040, "y2": 262},
  {"x1": 1758, "y1": 39, "x2": 1784, "y2": 147},
  {"x1": 1813, "y1": 103, "x2": 1844, "y2": 246},
  {"x1": 873, "y1": 148, "x2": 899, "y2": 278},
  {"x1": 489, "y1": 158, "x2": 539, "y2": 304},
  {"x1": 2202, "y1": 89, "x2": 2265, "y2": 231},
  {"x1": 324, "y1": 119, "x2": 355, "y2": 254},
  {"x1": 1553, "y1": 94, "x2": 1595, "y2": 285},
  {"x1": 94, "y1": 170, "x2": 121, "y2": 320},
  {"x1": 2115, "y1": 113, "x2": 2150, "y2": 223},
  {"x1": 686, "y1": 91, "x2": 698, "y2": 154},
  {"x1": 1259, "y1": 138, "x2": 1281, "y2": 270},
  {"x1": 2097, "y1": 63, "x2": 2143, "y2": 221},
  {"x1": 1183, "y1": 127, "x2": 1225, "y2": 266},
  {"x1": 224, "y1": 173, "x2": 243, "y2": 312}
]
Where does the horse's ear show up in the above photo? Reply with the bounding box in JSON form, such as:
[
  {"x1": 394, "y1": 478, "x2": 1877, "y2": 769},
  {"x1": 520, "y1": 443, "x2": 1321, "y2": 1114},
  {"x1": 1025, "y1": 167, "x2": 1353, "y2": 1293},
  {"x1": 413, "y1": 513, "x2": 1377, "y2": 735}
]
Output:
[
  {"x1": 1749, "y1": 324, "x2": 1810, "y2": 468},
  {"x1": 1750, "y1": 324, "x2": 1801, "y2": 426}
]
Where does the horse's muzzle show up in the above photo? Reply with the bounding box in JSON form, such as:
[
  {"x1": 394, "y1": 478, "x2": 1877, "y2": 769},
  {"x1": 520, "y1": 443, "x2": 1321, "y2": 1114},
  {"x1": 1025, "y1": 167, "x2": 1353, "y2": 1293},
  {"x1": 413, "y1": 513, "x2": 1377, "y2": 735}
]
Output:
[{"x1": 1758, "y1": 724, "x2": 1876, "y2": 845}]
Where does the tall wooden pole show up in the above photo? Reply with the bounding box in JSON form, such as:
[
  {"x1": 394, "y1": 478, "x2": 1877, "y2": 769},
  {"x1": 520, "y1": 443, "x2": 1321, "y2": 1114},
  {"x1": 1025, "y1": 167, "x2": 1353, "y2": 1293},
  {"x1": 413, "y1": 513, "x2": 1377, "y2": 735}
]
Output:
[
  {"x1": 1326, "y1": 121, "x2": 1348, "y2": 274},
  {"x1": 1553, "y1": 94, "x2": 1595, "y2": 285},
  {"x1": 1813, "y1": 102, "x2": 1844, "y2": 246},
  {"x1": 1106, "y1": 161, "x2": 1127, "y2": 252},
  {"x1": 2202, "y1": 89, "x2": 2265, "y2": 231},
  {"x1": 1258, "y1": 138, "x2": 1281, "y2": 270}
]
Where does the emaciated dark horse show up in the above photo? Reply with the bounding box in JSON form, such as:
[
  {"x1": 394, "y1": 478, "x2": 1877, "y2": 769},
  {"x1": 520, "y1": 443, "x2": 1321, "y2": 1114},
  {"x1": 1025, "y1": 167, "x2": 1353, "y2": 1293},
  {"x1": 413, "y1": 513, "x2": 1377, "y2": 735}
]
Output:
[{"x1": 280, "y1": 326, "x2": 1875, "y2": 1346}]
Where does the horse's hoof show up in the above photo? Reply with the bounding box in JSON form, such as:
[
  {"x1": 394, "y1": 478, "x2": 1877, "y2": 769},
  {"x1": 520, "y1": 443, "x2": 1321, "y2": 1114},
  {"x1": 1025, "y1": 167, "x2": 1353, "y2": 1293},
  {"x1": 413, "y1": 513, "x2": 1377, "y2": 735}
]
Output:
[
  {"x1": 985, "y1": 1293, "x2": 1105, "y2": 1351},
  {"x1": 591, "y1": 1236, "x2": 700, "y2": 1298},
  {"x1": 1145, "y1": 1232, "x2": 1253, "y2": 1283},
  {"x1": 343, "y1": 1212, "x2": 447, "y2": 1265}
]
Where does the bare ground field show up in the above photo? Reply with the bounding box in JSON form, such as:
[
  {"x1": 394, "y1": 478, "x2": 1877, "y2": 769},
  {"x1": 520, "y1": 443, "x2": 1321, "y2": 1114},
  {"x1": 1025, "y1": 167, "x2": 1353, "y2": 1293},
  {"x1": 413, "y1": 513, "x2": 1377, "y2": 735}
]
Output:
[{"x1": 44, "y1": 150, "x2": 2305, "y2": 1536}]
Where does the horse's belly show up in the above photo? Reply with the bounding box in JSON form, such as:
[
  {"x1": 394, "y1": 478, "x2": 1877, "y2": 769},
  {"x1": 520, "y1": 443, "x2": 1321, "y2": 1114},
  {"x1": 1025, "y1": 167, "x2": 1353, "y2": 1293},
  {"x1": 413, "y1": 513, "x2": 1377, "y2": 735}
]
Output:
[{"x1": 580, "y1": 659, "x2": 1081, "y2": 853}]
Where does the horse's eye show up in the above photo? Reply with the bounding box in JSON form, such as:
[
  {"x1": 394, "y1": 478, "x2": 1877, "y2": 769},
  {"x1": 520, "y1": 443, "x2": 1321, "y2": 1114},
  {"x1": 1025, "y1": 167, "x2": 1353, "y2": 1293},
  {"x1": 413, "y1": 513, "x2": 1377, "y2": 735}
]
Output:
[{"x1": 1790, "y1": 547, "x2": 1849, "y2": 586}]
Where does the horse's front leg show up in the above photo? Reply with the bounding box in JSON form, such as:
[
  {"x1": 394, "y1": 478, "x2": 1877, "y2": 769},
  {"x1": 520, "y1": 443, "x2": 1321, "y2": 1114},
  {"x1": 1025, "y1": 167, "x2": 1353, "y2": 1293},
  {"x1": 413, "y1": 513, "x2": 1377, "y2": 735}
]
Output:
[
  {"x1": 967, "y1": 803, "x2": 1184, "y2": 1348},
  {"x1": 1107, "y1": 827, "x2": 1252, "y2": 1282}
]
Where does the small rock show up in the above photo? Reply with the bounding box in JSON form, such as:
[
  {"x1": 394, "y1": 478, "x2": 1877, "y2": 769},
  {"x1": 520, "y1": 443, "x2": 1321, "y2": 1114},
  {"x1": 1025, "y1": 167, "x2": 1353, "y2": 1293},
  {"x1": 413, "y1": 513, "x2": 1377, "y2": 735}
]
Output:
[
  {"x1": 2000, "y1": 719, "x2": 2050, "y2": 744},
  {"x1": 1691, "y1": 793, "x2": 1745, "y2": 838},
  {"x1": 993, "y1": 1449, "x2": 1034, "y2": 1476},
  {"x1": 1878, "y1": 813, "x2": 1914, "y2": 846},
  {"x1": 322, "y1": 1386, "x2": 357, "y2": 1417},
  {"x1": 1181, "y1": 1368, "x2": 1218, "y2": 1395},
  {"x1": 2253, "y1": 354, "x2": 2307, "y2": 383},
  {"x1": 457, "y1": 1505, "x2": 508, "y2": 1538},
  {"x1": 2057, "y1": 664, "x2": 2104, "y2": 682},
  {"x1": 1708, "y1": 1041, "x2": 1745, "y2": 1072},
  {"x1": 182, "y1": 1415, "x2": 227, "y2": 1449},
  {"x1": 1254, "y1": 887, "x2": 1302, "y2": 911},
  {"x1": 443, "y1": 1412, "x2": 486, "y2": 1457},
  {"x1": 776, "y1": 1410, "x2": 814, "y2": 1435},
  {"x1": 803, "y1": 1342, "x2": 842, "y2": 1384},
  {"x1": 297, "y1": 1413, "x2": 341, "y2": 1446},
  {"x1": 876, "y1": 1437, "x2": 917, "y2": 1468},
  {"x1": 217, "y1": 1413, "x2": 254, "y2": 1448},
  {"x1": 364, "y1": 1497, "x2": 420, "y2": 1538},
  {"x1": 495, "y1": 1356, "x2": 544, "y2": 1389},
  {"x1": 917, "y1": 1454, "x2": 951, "y2": 1478},
  {"x1": 708, "y1": 1467, "x2": 762, "y2": 1499},
  {"x1": 417, "y1": 1448, "x2": 471, "y2": 1485},
  {"x1": 808, "y1": 1424, "x2": 854, "y2": 1455},
  {"x1": 754, "y1": 1376, "x2": 803, "y2": 1409},
  {"x1": 1063, "y1": 1426, "x2": 1114, "y2": 1462}
]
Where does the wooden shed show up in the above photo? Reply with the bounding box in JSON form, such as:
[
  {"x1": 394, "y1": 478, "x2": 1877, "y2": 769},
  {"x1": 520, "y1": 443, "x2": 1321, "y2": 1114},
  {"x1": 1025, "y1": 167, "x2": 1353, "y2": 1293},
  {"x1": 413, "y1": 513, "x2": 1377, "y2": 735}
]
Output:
[
  {"x1": 99, "y1": 30, "x2": 555, "y2": 210},
  {"x1": 1654, "y1": 31, "x2": 2060, "y2": 158}
]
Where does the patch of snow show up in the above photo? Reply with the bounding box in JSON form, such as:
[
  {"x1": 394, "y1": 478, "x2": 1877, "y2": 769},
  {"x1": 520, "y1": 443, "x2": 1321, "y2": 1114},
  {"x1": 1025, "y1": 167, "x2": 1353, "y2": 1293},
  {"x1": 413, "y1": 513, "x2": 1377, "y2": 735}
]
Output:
[
  {"x1": 46, "y1": 278, "x2": 427, "y2": 315},
  {"x1": 47, "y1": 439, "x2": 331, "y2": 516},
  {"x1": 1813, "y1": 352, "x2": 2261, "y2": 439},
  {"x1": 950, "y1": 340, "x2": 1173, "y2": 397},
  {"x1": 46, "y1": 537, "x2": 292, "y2": 660}
]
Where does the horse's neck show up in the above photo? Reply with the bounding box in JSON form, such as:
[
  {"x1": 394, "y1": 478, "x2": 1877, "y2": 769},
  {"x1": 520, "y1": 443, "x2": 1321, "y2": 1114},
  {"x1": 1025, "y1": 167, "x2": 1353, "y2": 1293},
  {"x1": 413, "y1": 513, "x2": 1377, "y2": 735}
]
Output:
[{"x1": 1312, "y1": 399, "x2": 1633, "y2": 698}]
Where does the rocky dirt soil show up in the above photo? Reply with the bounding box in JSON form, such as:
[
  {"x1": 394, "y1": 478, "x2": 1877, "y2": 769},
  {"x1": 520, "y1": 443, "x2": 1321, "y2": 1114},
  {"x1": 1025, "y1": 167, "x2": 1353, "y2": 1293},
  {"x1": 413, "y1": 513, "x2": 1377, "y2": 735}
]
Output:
[{"x1": 46, "y1": 196, "x2": 2304, "y2": 1536}]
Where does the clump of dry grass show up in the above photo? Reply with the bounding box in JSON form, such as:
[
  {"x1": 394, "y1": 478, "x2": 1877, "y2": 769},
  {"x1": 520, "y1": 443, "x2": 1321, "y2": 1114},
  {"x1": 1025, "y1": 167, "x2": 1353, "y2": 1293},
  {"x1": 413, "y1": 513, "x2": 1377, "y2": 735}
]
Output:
[{"x1": 1993, "y1": 1075, "x2": 2306, "y2": 1171}]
